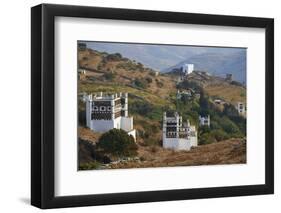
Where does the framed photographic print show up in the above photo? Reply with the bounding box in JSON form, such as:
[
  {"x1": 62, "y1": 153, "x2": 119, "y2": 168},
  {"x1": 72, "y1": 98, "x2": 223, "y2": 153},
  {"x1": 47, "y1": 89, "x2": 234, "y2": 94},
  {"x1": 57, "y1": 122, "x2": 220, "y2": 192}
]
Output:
[{"x1": 31, "y1": 3, "x2": 274, "y2": 209}]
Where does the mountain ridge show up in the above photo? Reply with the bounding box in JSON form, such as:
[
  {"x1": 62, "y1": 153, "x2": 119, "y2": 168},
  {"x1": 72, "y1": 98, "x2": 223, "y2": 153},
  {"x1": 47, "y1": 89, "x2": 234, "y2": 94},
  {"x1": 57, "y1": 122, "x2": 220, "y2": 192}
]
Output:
[
  {"x1": 83, "y1": 41, "x2": 246, "y2": 82},
  {"x1": 164, "y1": 50, "x2": 246, "y2": 83}
]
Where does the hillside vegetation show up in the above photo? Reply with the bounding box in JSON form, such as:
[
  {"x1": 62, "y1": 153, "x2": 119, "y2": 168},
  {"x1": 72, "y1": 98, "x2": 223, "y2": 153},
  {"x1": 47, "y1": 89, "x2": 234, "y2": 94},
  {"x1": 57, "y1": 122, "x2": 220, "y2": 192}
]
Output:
[{"x1": 78, "y1": 47, "x2": 246, "y2": 169}]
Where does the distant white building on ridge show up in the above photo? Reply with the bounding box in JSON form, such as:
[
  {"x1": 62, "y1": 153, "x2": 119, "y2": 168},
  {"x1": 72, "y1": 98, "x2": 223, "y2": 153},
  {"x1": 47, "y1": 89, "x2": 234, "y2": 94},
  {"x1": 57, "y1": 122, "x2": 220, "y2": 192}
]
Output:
[
  {"x1": 182, "y1": 64, "x2": 194, "y2": 75},
  {"x1": 85, "y1": 92, "x2": 136, "y2": 140},
  {"x1": 162, "y1": 112, "x2": 198, "y2": 151},
  {"x1": 236, "y1": 102, "x2": 246, "y2": 116}
]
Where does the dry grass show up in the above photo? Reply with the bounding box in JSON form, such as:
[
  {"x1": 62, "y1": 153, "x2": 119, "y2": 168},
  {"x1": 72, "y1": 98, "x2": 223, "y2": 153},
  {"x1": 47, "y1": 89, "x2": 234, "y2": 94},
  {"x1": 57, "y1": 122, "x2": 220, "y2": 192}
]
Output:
[
  {"x1": 78, "y1": 48, "x2": 177, "y2": 106},
  {"x1": 205, "y1": 84, "x2": 246, "y2": 104},
  {"x1": 79, "y1": 80, "x2": 173, "y2": 107},
  {"x1": 78, "y1": 129, "x2": 246, "y2": 169},
  {"x1": 108, "y1": 138, "x2": 246, "y2": 169},
  {"x1": 78, "y1": 127, "x2": 101, "y2": 144},
  {"x1": 79, "y1": 49, "x2": 103, "y2": 70}
]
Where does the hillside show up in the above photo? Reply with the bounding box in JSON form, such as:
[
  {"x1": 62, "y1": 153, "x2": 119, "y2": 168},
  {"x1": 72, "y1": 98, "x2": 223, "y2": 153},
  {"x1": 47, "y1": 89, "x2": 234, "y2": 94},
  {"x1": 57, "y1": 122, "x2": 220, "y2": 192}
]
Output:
[
  {"x1": 78, "y1": 48, "x2": 178, "y2": 150},
  {"x1": 178, "y1": 71, "x2": 246, "y2": 104},
  {"x1": 83, "y1": 42, "x2": 246, "y2": 83},
  {"x1": 79, "y1": 48, "x2": 177, "y2": 106},
  {"x1": 79, "y1": 130, "x2": 246, "y2": 169},
  {"x1": 78, "y1": 47, "x2": 247, "y2": 170},
  {"x1": 79, "y1": 48, "x2": 246, "y2": 108}
]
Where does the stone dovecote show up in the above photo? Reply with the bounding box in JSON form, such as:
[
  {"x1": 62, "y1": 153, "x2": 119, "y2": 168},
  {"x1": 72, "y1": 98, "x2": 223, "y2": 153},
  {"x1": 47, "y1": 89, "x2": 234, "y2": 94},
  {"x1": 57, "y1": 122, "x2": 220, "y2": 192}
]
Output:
[
  {"x1": 162, "y1": 112, "x2": 198, "y2": 151},
  {"x1": 85, "y1": 92, "x2": 135, "y2": 140}
]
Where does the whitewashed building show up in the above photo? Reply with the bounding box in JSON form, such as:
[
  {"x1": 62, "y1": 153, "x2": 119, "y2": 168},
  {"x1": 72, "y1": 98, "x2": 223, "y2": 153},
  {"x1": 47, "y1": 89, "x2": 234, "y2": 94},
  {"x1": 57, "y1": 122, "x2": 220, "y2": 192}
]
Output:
[
  {"x1": 225, "y1": 73, "x2": 233, "y2": 81},
  {"x1": 236, "y1": 102, "x2": 246, "y2": 116},
  {"x1": 162, "y1": 112, "x2": 198, "y2": 151},
  {"x1": 85, "y1": 92, "x2": 136, "y2": 139},
  {"x1": 214, "y1": 99, "x2": 225, "y2": 105},
  {"x1": 182, "y1": 64, "x2": 194, "y2": 75},
  {"x1": 199, "y1": 115, "x2": 210, "y2": 127}
]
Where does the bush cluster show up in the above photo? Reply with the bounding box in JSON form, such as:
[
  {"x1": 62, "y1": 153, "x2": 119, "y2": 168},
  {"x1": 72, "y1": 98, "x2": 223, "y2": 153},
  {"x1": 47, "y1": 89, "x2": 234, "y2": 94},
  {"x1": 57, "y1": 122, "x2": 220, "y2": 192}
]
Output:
[
  {"x1": 133, "y1": 78, "x2": 151, "y2": 89},
  {"x1": 97, "y1": 129, "x2": 138, "y2": 157}
]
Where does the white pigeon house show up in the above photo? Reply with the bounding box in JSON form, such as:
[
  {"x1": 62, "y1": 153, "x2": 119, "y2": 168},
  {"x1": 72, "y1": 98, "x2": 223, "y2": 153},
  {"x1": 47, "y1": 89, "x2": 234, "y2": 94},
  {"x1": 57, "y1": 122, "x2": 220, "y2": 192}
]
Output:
[
  {"x1": 199, "y1": 115, "x2": 210, "y2": 127},
  {"x1": 236, "y1": 102, "x2": 246, "y2": 116},
  {"x1": 162, "y1": 112, "x2": 198, "y2": 151},
  {"x1": 85, "y1": 92, "x2": 136, "y2": 140}
]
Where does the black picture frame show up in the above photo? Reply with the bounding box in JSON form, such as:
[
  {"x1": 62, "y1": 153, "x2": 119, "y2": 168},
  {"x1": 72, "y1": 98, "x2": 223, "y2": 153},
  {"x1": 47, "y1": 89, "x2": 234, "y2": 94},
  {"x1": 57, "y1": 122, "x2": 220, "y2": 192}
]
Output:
[{"x1": 31, "y1": 3, "x2": 274, "y2": 209}]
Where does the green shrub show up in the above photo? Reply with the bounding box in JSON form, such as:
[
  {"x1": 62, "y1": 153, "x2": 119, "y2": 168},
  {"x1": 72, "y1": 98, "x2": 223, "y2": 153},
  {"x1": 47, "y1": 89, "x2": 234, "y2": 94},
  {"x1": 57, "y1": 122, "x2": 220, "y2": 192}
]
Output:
[
  {"x1": 147, "y1": 106, "x2": 163, "y2": 120},
  {"x1": 177, "y1": 80, "x2": 202, "y2": 92},
  {"x1": 136, "y1": 62, "x2": 144, "y2": 71},
  {"x1": 223, "y1": 103, "x2": 239, "y2": 117},
  {"x1": 133, "y1": 78, "x2": 148, "y2": 89},
  {"x1": 106, "y1": 53, "x2": 122, "y2": 61},
  {"x1": 104, "y1": 72, "x2": 116, "y2": 81},
  {"x1": 78, "y1": 110, "x2": 86, "y2": 126},
  {"x1": 79, "y1": 161, "x2": 101, "y2": 170},
  {"x1": 210, "y1": 120, "x2": 220, "y2": 130},
  {"x1": 211, "y1": 129, "x2": 230, "y2": 141},
  {"x1": 130, "y1": 100, "x2": 153, "y2": 116},
  {"x1": 220, "y1": 116, "x2": 240, "y2": 135},
  {"x1": 240, "y1": 91, "x2": 246, "y2": 97},
  {"x1": 199, "y1": 133, "x2": 216, "y2": 145},
  {"x1": 140, "y1": 156, "x2": 146, "y2": 161},
  {"x1": 97, "y1": 129, "x2": 137, "y2": 157},
  {"x1": 198, "y1": 125, "x2": 211, "y2": 134},
  {"x1": 155, "y1": 79, "x2": 164, "y2": 88}
]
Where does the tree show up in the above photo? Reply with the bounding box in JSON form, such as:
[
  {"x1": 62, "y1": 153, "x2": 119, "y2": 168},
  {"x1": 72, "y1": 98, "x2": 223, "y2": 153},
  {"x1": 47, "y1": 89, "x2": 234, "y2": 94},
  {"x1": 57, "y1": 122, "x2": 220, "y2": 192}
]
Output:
[
  {"x1": 211, "y1": 129, "x2": 230, "y2": 141},
  {"x1": 180, "y1": 94, "x2": 191, "y2": 104},
  {"x1": 97, "y1": 129, "x2": 137, "y2": 157},
  {"x1": 177, "y1": 80, "x2": 201, "y2": 92},
  {"x1": 223, "y1": 103, "x2": 239, "y2": 117},
  {"x1": 199, "y1": 90, "x2": 210, "y2": 116},
  {"x1": 133, "y1": 78, "x2": 148, "y2": 89},
  {"x1": 220, "y1": 116, "x2": 240, "y2": 135},
  {"x1": 199, "y1": 133, "x2": 216, "y2": 145},
  {"x1": 130, "y1": 100, "x2": 153, "y2": 116},
  {"x1": 104, "y1": 72, "x2": 116, "y2": 81},
  {"x1": 106, "y1": 53, "x2": 122, "y2": 61}
]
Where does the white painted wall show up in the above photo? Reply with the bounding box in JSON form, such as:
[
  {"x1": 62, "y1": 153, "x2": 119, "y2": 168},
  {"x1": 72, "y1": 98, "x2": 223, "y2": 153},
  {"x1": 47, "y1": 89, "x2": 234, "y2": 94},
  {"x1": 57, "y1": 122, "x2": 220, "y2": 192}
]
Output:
[
  {"x1": 189, "y1": 136, "x2": 198, "y2": 147},
  {"x1": 121, "y1": 116, "x2": 134, "y2": 132},
  {"x1": 199, "y1": 115, "x2": 210, "y2": 126},
  {"x1": 163, "y1": 137, "x2": 191, "y2": 151},
  {"x1": 182, "y1": 64, "x2": 194, "y2": 75},
  {"x1": 1, "y1": 0, "x2": 280, "y2": 213},
  {"x1": 91, "y1": 119, "x2": 116, "y2": 132},
  {"x1": 85, "y1": 99, "x2": 92, "y2": 128},
  {"x1": 127, "y1": 129, "x2": 136, "y2": 140},
  {"x1": 163, "y1": 134, "x2": 197, "y2": 150},
  {"x1": 187, "y1": 64, "x2": 194, "y2": 74},
  {"x1": 90, "y1": 116, "x2": 136, "y2": 140}
]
